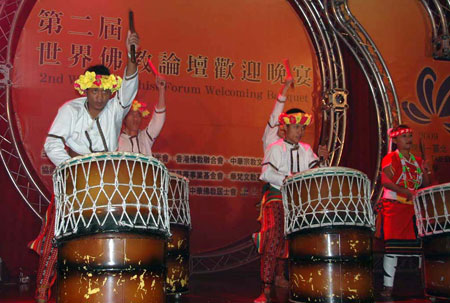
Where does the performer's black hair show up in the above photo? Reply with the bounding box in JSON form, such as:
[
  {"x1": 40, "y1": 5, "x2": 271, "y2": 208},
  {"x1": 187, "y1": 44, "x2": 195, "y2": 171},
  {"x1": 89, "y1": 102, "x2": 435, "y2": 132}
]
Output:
[{"x1": 86, "y1": 65, "x2": 111, "y2": 76}]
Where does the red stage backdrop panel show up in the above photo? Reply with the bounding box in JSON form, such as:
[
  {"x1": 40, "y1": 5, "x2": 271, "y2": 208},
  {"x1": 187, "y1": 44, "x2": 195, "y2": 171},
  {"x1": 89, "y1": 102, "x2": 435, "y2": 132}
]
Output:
[{"x1": 11, "y1": 0, "x2": 321, "y2": 253}]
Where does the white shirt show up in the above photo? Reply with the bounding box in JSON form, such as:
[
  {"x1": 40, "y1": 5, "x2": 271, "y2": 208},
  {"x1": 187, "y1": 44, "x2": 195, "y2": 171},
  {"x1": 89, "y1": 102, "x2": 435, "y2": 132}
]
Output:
[
  {"x1": 118, "y1": 107, "x2": 166, "y2": 156},
  {"x1": 260, "y1": 139, "x2": 318, "y2": 189},
  {"x1": 262, "y1": 100, "x2": 285, "y2": 151},
  {"x1": 44, "y1": 71, "x2": 138, "y2": 166}
]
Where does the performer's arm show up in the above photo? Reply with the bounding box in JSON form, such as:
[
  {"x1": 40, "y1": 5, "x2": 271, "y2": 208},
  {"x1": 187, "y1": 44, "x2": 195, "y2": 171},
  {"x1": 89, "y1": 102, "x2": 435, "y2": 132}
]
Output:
[
  {"x1": 381, "y1": 165, "x2": 414, "y2": 200},
  {"x1": 144, "y1": 75, "x2": 166, "y2": 146},
  {"x1": 125, "y1": 30, "x2": 139, "y2": 77},
  {"x1": 44, "y1": 106, "x2": 73, "y2": 167},
  {"x1": 420, "y1": 158, "x2": 431, "y2": 187},
  {"x1": 117, "y1": 31, "x2": 140, "y2": 113},
  {"x1": 260, "y1": 145, "x2": 286, "y2": 187},
  {"x1": 262, "y1": 77, "x2": 293, "y2": 151}
]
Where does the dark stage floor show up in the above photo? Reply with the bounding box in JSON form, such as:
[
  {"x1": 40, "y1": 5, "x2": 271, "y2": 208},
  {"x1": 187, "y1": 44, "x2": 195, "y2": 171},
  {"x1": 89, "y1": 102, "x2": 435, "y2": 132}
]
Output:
[{"x1": 0, "y1": 260, "x2": 448, "y2": 303}]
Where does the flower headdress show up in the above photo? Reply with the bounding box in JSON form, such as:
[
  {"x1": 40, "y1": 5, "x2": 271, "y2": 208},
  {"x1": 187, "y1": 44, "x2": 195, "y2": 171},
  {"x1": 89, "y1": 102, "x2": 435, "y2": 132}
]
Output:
[
  {"x1": 278, "y1": 112, "x2": 312, "y2": 126},
  {"x1": 131, "y1": 100, "x2": 150, "y2": 117},
  {"x1": 74, "y1": 71, "x2": 122, "y2": 95}
]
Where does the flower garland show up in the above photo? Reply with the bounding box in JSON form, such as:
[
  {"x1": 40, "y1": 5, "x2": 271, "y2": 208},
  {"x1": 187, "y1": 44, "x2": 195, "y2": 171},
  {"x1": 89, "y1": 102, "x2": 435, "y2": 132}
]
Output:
[
  {"x1": 74, "y1": 71, "x2": 122, "y2": 95},
  {"x1": 278, "y1": 112, "x2": 312, "y2": 126},
  {"x1": 131, "y1": 100, "x2": 150, "y2": 117},
  {"x1": 397, "y1": 150, "x2": 422, "y2": 190}
]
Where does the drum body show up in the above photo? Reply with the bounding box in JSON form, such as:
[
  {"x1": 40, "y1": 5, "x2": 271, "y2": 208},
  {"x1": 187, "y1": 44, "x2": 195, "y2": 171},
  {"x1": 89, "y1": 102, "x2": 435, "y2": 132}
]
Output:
[
  {"x1": 166, "y1": 173, "x2": 191, "y2": 295},
  {"x1": 414, "y1": 183, "x2": 450, "y2": 299},
  {"x1": 53, "y1": 152, "x2": 170, "y2": 303},
  {"x1": 57, "y1": 233, "x2": 166, "y2": 303},
  {"x1": 282, "y1": 167, "x2": 374, "y2": 303}
]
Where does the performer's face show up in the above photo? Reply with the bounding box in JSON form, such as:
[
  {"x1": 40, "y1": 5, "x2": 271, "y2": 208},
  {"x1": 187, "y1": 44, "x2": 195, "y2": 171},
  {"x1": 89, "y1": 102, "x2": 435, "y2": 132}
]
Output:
[
  {"x1": 394, "y1": 132, "x2": 413, "y2": 150},
  {"x1": 285, "y1": 124, "x2": 305, "y2": 144},
  {"x1": 86, "y1": 88, "x2": 112, "y2": 112},
  {"x1": 124, "y1": 110, "x2": 142, "y2": 132}
]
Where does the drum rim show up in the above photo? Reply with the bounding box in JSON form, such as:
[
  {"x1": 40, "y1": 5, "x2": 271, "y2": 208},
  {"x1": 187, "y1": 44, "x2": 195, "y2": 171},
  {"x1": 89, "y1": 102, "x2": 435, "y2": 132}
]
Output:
[
  {"x1": 55, "y1": 226, "x2": 170, "y2": 243},
  {"x1": 169, "y1": 172, "x2": 190, "y2": 184},
  {"x1": 286, "y1": 224, "x2": 374, "y2": 237},
  {"x1": 415, "y1": 182, "x2": 450, "y2": 196},
  {"x1": 55, "y1": 151, "x2": 167, "y2": 171},
  {"x1": 283, "y1": 166, "x2": 369, "y2": 184}
]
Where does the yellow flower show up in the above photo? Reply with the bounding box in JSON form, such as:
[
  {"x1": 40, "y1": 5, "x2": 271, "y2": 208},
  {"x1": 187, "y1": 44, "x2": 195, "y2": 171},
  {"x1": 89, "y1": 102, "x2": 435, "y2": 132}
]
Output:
[
  {"x1": 73, "y1": 71, "x2": 122, "y2": 95},
  {"x1": 132, "y1": 100, "x2": 142, "y2": 111}
]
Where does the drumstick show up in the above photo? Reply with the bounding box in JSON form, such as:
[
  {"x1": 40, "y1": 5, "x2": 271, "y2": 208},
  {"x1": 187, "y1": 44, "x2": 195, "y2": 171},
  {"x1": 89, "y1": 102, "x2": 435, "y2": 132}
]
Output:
[
  {"x1": 419, "y1": 138, "x2": 426, "y2": 160},
  {"x1": 147, "y1": 58, "x2": 159, "y2": 76},
  {"x1": 283, "y1": 58, "x2": 294, "y2": 88},
  {"x1": 129, "y1": 10, "x2": 136, "y2": 63}
]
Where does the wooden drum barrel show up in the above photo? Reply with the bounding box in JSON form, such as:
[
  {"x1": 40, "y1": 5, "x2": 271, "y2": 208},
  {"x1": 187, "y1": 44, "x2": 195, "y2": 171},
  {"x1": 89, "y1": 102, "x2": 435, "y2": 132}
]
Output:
[
  {"x1": 282, "y1": 167, "x2": 374, "y2": 303},
  {"x1": 57, "y1": 233, "x2": 165, "y2": 303},
  {"x1": 166, "y1": 173, "x2": 191, "y2": 296},
  {"x1": 414, "y1": 183, "x2": 450, "y2": 299},
  {"x1": 53, "y1": 152, "x2": 171, "y2": 303}
]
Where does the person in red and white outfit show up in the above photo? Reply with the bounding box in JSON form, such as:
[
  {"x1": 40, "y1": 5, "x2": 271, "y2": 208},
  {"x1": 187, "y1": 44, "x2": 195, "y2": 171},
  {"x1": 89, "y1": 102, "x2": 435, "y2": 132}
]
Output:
[{"x1": 379, "y1": 124, "x2": 431, "y2": 297}]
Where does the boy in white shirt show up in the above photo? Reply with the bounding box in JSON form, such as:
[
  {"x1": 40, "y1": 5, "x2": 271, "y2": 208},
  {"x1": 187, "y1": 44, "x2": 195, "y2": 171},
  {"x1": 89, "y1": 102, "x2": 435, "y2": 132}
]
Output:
[{"x1": 254, "y1": 109, "x2": 328, "y2": 303}]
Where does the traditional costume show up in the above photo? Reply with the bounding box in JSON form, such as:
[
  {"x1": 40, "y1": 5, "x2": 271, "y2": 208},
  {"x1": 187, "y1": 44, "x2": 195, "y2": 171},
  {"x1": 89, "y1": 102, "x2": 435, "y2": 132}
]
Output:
[
  {"x1": 378, "y1": 126, "x2": 425, "y2": 289},
  {"x1": 31, "y1": 69, "x2": 137, "y2": 302},
  {"x1": 118, "y1": 100, "x2": 165, "y2": 155},
  {"x1": 44, "y1": 70, "x2": 138, "y2": 166},
  {"x1": 254, "y1": 111, "x2": 316, "y2": 286}
]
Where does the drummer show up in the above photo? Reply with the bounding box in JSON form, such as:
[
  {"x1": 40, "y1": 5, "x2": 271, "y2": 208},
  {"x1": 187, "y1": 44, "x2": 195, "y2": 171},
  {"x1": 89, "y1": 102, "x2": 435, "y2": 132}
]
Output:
[
  {"x1": 117, "y1": 74, "x2": 166, "y2": 155},
  {"x1": 379, "y1": 124, "x2": 431, "y2": 297},
  {"x1": 31, "y1": 31, "x2": 140, "y2": 303},
  {"x1": 253, "y1": 110, "x2": 328, "y2": 303}
]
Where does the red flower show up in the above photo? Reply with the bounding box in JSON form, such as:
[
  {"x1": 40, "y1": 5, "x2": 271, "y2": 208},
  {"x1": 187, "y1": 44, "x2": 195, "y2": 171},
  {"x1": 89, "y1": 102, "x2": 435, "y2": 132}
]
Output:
[{"x1": 289, "y1": 116, "x2": 296, "y2": 124}]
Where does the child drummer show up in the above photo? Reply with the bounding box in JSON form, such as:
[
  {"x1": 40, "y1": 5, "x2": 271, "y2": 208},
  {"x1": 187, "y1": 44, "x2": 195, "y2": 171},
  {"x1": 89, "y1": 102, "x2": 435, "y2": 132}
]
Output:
[
  {"x1": 253, "y1": 110, "x2": 329, "y2": 303},
  {"x1": 118, "y1": 74, "x2": 166, "y2": 155},
  {"x1": 379, "y1": 124, "x2": 430, "y2": 297}
]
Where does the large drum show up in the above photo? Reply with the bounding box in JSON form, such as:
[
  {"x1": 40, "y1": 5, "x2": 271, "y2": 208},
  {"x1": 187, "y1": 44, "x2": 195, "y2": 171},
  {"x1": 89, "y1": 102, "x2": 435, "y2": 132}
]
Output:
[
  {"x1": 282, "y1": 167, "x2": 374, "y2": 303},
  {"x1": 413, "y1": 182, "x2": 450, "y2": 299},
  {"x1": 53, "y1": 152, "x2": 170, "y2": 303},
  {"x1": 166, "y1": 172, "x2": 191, "y2": 297}
]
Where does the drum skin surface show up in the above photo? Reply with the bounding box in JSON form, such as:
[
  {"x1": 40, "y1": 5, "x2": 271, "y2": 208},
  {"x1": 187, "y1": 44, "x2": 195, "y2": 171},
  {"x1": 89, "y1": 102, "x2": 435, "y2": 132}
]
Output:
[
  {"x1": 57, "y1": 232, "x2": 166, "y2": 303},
  {"x1": 289, "y1": 228, "x2": 373, "y2": 303}
]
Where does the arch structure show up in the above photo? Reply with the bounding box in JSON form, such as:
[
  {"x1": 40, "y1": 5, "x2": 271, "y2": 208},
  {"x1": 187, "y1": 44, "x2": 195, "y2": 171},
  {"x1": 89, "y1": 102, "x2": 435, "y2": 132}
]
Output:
[{"x1": 420, "y1": 0, "x2": 450, "y2": 60}]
